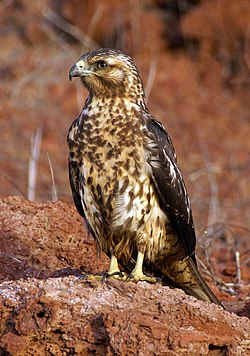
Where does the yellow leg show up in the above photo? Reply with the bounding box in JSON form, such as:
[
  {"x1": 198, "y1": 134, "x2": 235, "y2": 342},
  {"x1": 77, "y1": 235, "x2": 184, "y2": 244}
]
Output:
[
  {"x1": 79, "y1": 252, "x2": 158, "y2": 284},
  {"x1": 107, "y1": 254, "x2": 127, "y2": 280},
  {"x1": 80, "y1": 254, "x2": 125, "y2": 282},
  {"x1": 131, "y1": 251, "x2": 145, "y2": 279},
  {"x1": 129, "y1": 251, "x2": 158, "y2": 283},
  {"x1": 108, "y1": 254, "x2": 120, "y2": 275}
]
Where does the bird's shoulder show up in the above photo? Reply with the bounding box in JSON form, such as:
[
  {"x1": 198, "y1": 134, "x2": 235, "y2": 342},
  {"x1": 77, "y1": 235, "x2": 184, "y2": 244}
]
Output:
[{"x1": 144, "y1": 114, "x2": 177, "y2": 162}]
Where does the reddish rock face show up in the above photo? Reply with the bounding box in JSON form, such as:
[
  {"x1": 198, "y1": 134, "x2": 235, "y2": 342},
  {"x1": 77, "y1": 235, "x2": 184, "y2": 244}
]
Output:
[
  {"x1": 0, "y1": 196, "x2": 249, "y2": 354},
  {"x1": 0, "y1": 196, "x2": 110, "y2": 283},
  {"x1": 0, "y1": 277, "x2": 249, "y2": 355}
]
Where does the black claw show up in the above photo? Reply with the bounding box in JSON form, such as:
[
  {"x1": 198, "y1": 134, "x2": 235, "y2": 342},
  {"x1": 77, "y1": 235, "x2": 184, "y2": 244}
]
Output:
[
  {"x1": 78, "y1": 273, "x2": 90, "y2": 280},
  {"x1": 101, "y1": 272, "x2": 110, "y2": 282},
  {"x1": 108, "y1": 271, "x2": 124, "y2": 278},
  {"x1": 155, "y1": 277, "x2": 161, "y2": 284}
]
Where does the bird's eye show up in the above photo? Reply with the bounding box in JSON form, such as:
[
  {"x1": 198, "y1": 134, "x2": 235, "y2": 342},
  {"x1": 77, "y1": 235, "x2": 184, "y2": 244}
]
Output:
[{"x1": 96, "y1": 60, "x2": 108, "y2": 69}]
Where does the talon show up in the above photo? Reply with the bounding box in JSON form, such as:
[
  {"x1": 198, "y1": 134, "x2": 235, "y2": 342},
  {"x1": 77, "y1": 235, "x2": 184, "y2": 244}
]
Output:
[
  {"x1": 155, "y1": 276, "x2": 162, "y2": 284},
  {"x1": 126, "y1": 273, "x2": 159, "y2": 284},
  {"x1": 78, "y1": 273, "x2": 90, "y2": 280},
  {"x1": 102, "y1": 271, "x2": 126, "y2": 282},
  {"x1": 101, "y1": 272, "x2": 110, "y2": 282},
  {"x1": 125, "y1": 251, "x2": 159, "y2": 284},
  {"x1": 77, "y1": 253, "x2": 161, "y2": 285},
  {"x1": 108, "y1": 271, "x2": 124, "y2": 278},
  {"x1": 78, "y1": 273, "x2": 103, "y2": 282}
]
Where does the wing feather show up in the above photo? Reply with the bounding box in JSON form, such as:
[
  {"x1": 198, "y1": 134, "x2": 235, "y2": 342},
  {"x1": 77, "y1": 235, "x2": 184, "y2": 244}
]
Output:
[
  {"x1": 145, "y1": 115, "x2": 196, "y2": 258},
  {"x1": 68, "y1": 159, "x2": 85, "y2": 218},
  {"x1": 68, "y1": 157, "x2": 98, "y2": 243}
]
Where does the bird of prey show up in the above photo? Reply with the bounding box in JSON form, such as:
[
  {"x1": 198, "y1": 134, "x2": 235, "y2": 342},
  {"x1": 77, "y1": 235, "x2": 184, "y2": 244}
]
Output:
[{"x1": 68, "y1": 48, "x2": 222, "y2": 306}]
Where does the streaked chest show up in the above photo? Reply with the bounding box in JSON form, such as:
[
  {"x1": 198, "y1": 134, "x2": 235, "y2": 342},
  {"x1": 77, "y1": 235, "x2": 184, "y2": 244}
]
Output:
[
  {"x1": 68, "y1": 99, "x2": 148, "y2": 209},
  {"x1": 68, "y1": 100, "x2": 145, "y2": 177}
]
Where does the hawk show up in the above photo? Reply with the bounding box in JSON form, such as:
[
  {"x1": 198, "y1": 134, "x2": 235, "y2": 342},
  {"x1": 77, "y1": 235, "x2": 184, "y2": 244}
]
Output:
[{"x1": 68, "y1": 48, "x2": 222, "y2": 306}]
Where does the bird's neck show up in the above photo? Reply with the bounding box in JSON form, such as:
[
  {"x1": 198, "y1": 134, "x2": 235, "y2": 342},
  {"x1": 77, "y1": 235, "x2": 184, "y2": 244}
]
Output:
[
  {"x1": 86, "y1": 91, "x2": 147, "y2": 114},
  {"x1": 78, "y1": 93, "x2": 146, "y2": 134}
]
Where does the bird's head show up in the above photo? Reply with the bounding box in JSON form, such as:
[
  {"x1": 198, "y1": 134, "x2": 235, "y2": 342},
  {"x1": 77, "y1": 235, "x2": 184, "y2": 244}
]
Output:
[{"x1": 69, "y1": 48, "x2": 145, "y2": 103}]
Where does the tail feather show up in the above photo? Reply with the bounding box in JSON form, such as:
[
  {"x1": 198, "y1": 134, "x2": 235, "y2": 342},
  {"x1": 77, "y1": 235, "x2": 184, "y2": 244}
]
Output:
[
  {"x1": 160, "y1": 256, "x2": 224, "y2": 307},
  {"x1": 182, "y1": 257, "x2": 223, "y2": 306}
]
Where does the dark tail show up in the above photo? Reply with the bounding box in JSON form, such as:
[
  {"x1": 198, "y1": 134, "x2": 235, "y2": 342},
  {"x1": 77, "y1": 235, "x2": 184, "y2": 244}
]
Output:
[
  {"x1": 182, "y1": 257, "x2": 223, "y2": 307},
  {"x1": 159, "y1": 256, "x2": 224, "y2": 308}
]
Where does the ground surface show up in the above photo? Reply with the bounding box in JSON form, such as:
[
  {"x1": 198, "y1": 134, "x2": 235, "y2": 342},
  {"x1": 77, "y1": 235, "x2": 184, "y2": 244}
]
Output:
[
  {"x1": 0, "y1": 196, "x2": 249, "y2": 355},
  {"x1": 0, "y1": 0, "x2": 250, "y2": 354},
  {"x1": 1, "y1": 278, "x2": 249, "y2": 355}
]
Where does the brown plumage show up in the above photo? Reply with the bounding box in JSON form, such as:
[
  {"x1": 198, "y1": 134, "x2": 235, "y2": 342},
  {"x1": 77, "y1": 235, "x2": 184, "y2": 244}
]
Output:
[{"x1": 68, "y1": 48, "x2": 223, "y2": 307}]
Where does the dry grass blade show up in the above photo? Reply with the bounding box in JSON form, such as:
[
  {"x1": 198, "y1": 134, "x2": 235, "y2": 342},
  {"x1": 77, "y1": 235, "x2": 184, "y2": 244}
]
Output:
[
  {"x1": 198, "y1": 139, "x2": 221, "y2": 232},
  {"x1": 145, "y1": 58, "x2": 157, "y2": 104},
  {"x1": 39, "y1": 21, "x2": 73, "y2": 54},
  {"x1": 86, "y1": 4, "x2": 104, "y2": 39},
  {"x1": 46, "y1": 152, "x2": 57, "y2": 202},
  {"x1": 235, "y1": 251, "x2": 241, "y2": 285},
  {"x1": 196, "y1": 256, "x2": 215, "y2": 279},
  {"x1": 27, "y1": 128, "x2": 42, "y2": 201},
  {"x1": 35, "y1": 1, "x2": 99, "y2": 50}
]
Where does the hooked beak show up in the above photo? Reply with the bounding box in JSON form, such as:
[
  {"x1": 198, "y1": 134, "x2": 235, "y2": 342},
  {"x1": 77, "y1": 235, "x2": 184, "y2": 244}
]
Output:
[
  {"x1": 69, "y1": 64, "x2": 80, "y2": 81},
  {"x1": 69, "y1": 59, "x2": 93, "y2": 81}
]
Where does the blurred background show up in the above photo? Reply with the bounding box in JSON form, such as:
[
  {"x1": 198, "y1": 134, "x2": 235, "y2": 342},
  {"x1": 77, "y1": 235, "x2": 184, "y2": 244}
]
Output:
[{"x1": 0, "y1": 0, "x2": 249, "y2": 298}]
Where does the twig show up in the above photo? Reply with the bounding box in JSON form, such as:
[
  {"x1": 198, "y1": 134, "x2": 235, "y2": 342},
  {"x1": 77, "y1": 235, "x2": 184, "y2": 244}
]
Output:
[
  {"x1": 39, "y1": 21, "x2": 73, "y2": 54},
  {"x1": 86, "y1": 4, "x2": 104, "y2": 39},
  {"x1": 35, "y1": 1, "x2": 99, "y2": 50},
  {"x1": 200, "y1": 230, "x2": 215, "y2": 277},
  {"x1": 145, "y1": 58, "x2": 157, "y2": 104},
  {"x1": 28, "y1": 128, "x2": 42, "y2": 201},
  {"x1": 0, "y1": 252, "x2": 22, "y2": 263},
  {"x1": 235, "y1": 251, "x2": 241, "y2": 285},
  {"x1": 189, "y1": 166, "x2": 221, "y2": 181},
  {"x1": 46, "y1": 152, "x2": 57, "y2": 202},
  {"x1": 219, "y1": 283, "x2": 238, "y2": 295},
  {"x1": 196, "y1": 256, "x2": 214, "y2": 279},
  {"x1": 198, "y1": 139, "x2": 221, "y2": 232}
]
